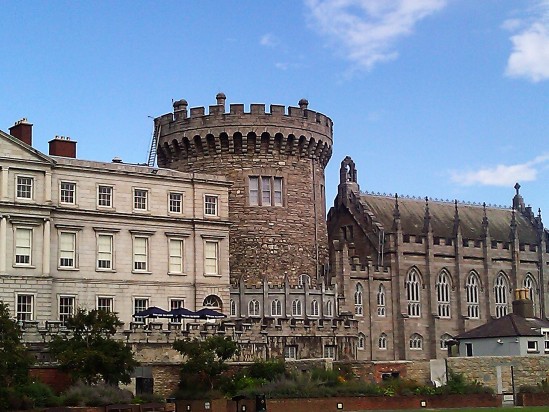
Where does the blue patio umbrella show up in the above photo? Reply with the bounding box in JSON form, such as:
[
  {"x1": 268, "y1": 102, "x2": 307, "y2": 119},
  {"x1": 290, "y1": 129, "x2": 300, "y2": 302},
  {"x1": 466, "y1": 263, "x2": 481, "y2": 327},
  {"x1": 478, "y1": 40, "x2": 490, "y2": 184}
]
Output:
[
  {"x1": 133, "y1": 306, "x2": 171, "y2": 318},
  {"x1": 169, "y1": 307, "x2": 200, "y2": 319},
  {"x1": 195, "y1": 308, "x2": 226, "y2": 319}
]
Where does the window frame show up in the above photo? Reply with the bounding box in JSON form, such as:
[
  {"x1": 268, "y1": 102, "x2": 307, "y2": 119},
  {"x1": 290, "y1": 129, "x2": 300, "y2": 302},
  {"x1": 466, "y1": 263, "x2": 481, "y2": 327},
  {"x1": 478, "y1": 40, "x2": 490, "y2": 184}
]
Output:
[
  {"x1": 466, "y1": 272, "x2": 480, "y2": 319},
  {"x1": 406, "y1": 269, "x2": 421, "y2": 318},
  {"x1": 377, "y1": 284, "x2": 386, "y2": 317},
  {"x1": 310, "y1": 299, "x2": 319, "y2": 317},
  {"x1": 409, "y1": 333, "x2": 423, "y2": 350},
  {"x1": 168, "y1": 237, "x2": 185, "y2": 275},
  {"x1": 378, "y1": 333, "x2": 388, "y2": 350},
  {"x1": 97, "y1": 185, "x2": 114, "y2": 208},
  {"x1": 284, "y1": 345, "x2": 297, "y2": 360},
  {"x1": 132, "y1": 236, "x2": 150, "y2": 273},
  {"x1": 323, "y1": 345, "x2": 336, "y2": 359},
  {"x1": 169, "y1": 192, "x2": 183, "y2": 214},
  {"x1": 58, "y1": 231, "x2": 77, "y2": 269},
  {"x1": 204, "y1": 240, "x2": 219, "y2": 276},
  {"x1": 495, "y1": 273, "x2": 509, "y2": 318},
  {"x1": 16, "y1": 293, "x2": 35, "y2": 322},
  {"x1": 204, "y1": 194, "x2": 218, "y2": 216},
  {"x1": 133, "y1": 297, "x2": 150, "y2": 323},
  {"x1": 96, "y1": 296, "x2": 114, "y2": 313},
  {"x1": 436, "y1": 271, "x2": 451, "y2": 318},
  {"x1": 58, "y1": 295, "x2": 76, "y2": 324},
  {"x1": 133, "y1": 188, "x2": 149, "y2": 211},
  {"x1": 527, "y1": 340, "x2": 539, "y2": 353},
  {"x1": 96, "y1": 233, "x2": 114, "y2": 271},
  {"x1": 14, "y1": 227, "x2": 33, "y2": 266},
  {"x1": 16, "y1": 175, "x2": 33, "y2": 200},
  {"x1": 248, "y1": 299, "x2": 260, "y2": 317},
  {"x1": 59, "y1": 181, "x2": 76, "y2": 205},
  {"x1": 354, "y1": 283, "x2": 364, "y2": 316},
  {"x1": 169, "y1": 298, "x2": 185, "y2": 323},
  {"x1": 291, "y1": 299, "x2": 303, "y2": 316},
  {"x1": 271, "y1": 299, "x2": 282, "y2": 317},
  {"x1": 248, "y1": 175, "x2": 284, "y2": 207}
]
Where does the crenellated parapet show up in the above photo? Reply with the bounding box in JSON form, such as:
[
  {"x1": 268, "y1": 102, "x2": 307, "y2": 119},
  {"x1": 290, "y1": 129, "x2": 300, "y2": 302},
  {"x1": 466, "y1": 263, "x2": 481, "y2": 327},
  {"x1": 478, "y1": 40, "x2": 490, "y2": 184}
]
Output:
[{"x1": 155, "y1": 95, "x2": 333, "y2": 168}]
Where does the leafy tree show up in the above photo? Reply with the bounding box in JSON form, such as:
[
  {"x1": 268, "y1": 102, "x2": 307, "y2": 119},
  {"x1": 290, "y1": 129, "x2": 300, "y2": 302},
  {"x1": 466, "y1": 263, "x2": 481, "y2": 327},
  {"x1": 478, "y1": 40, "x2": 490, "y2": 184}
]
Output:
[
  {"x1": 0, "y1": 302, "x2": 32, "y2": 388},
  {"x1": 49, "y1": 309, "x2": 138, "y2": 385},
  {"x1": 173, "y1": 336, "x2": 239, "y2": 391}
]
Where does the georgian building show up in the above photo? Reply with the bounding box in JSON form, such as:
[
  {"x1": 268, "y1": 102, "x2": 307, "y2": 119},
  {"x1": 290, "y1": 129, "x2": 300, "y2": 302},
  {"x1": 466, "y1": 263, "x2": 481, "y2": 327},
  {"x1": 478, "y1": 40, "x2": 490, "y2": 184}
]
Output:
[
  {"x1": 328, "y1": 156, "x2": 549, "y2": 361},
  {"x1": 0, "y1": 120, "x2": 231, "y2": 326}
]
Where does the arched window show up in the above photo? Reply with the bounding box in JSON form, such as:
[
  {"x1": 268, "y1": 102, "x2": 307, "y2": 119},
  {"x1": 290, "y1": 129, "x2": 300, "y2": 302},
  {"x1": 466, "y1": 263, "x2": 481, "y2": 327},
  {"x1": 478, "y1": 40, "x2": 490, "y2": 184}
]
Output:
[
  {"x1": 310, "y1": 300, "x2": 319, "y2": 316},
  {"x1": 248, "y1": 299, "x2": 260, "y2": 317},
  {"x1": 377, "y1": 284, "x2": 386, "y2": 317},
  {"x1": 230, "y1": 299, "x2": 237, "y2": 317},
  {"x1": 495, "y1": 273, "x2": 509, "y2": 318},
  {"x1": 436, "y1": 270, "x2": 451, "y2": 318},
  {"x1": 271, "y1": 299, "x2": 282, "y2": 317},
  {"x1": 523, "y1": 274, "x2": 537, "y2": 314},
  {"x1": 358, "y1": 333, "x2": 366, "y2": 350},
  {"x1": 354, "y1": 283, "x2": 364, "y2": 316},
  {"x1": 203, "y1": 295, "x2": 222, "y2": 309},
  {"x1": 406, "y1": 269, "x2": 421, "y2": 317},
  {"x1": 440, "y1": 333, "x2": 453, "y2": 350},
  {"x1": 292, "y1": 299, "x2": 302, "y2": 316},
  {"x1": 378, "y1": 333, "x2": 387, "y2": 350},
  {"x1": 466, "y1": 272, "x2": 480, "y2": 319},
  {"x1": 409, "y1": 333, "x2": 423, "y2": 350},
  {"x1": 326, "y1": 300, "x2": 333, "y2": 317}
]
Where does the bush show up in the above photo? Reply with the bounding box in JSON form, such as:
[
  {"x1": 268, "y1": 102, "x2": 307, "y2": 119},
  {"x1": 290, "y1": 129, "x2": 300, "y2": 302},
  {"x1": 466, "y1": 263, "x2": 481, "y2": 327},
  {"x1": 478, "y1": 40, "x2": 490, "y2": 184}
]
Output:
[
  {"x1": 248, "y1": 360, "x2": 286, "y2": 381},
  {"x1": 435, "y1": 371, "x2": 494, "y2": 395},
  {"x1": 61, "y1": 381, "x2": 133, "y2": 406},
  {"x1": 16, "y1": 382, "x2": 61, "y2": 407},
  {"x1": 519, "y1": 378, "x2": 549, "y2": 394}
]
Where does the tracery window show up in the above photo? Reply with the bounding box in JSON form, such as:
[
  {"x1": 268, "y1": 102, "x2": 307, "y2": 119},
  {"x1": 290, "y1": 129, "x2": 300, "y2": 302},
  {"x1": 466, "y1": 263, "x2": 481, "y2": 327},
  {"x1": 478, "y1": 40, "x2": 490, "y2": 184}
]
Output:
[
  {"x1": 378, "y1": 333, "x2": 387, "y2": 350},
  {"x1": 466, "y1": 272, "x2": 480, "y2": 319},
  {"x1": 409, "y1": 333, "x2": 423, "y2": 350},
  {"x1": 377, "y1": 284, "x2": 386, "y2": 317},
  {"x1": 358, "y1": 333, "x2": 366, "y2": 350},
  {"x1": 354, "y1": 283, "x2": 364, "y2": 316},
  {"x1": 248, "y1": 299, "x2": 260, "y2": 317},
  {"x1": 440, "y1": 333, "x2": 453, "y2": 350},
  {"x1": 523, "y1": 274, "x2": 537, "y2": 314},
  {"x1": 406, "y1": 269, "x2": 421, "y2": 317},
  {"x1": 271, "y1": 299, "x2": 282, "y2": 317},
  {"x1": 436, "y1": 270, "x2": 451, "y2": 318},
  {"x1": 292, "y1": 299, "x2": 302, "y2": 316},
  {"x1": 310, "y1": 299, "x2": 319, "y2": 316},
  {"x1": 495, "y1": 273, "x2": 509, "y2": 318}
]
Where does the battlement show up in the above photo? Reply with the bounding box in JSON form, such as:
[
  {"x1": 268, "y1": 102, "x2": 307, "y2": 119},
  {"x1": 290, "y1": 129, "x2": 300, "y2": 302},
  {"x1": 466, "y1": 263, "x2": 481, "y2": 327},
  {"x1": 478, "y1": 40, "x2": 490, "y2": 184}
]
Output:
[{"x1": 155, "y1": 94, "x2": 333, "y2": 168}]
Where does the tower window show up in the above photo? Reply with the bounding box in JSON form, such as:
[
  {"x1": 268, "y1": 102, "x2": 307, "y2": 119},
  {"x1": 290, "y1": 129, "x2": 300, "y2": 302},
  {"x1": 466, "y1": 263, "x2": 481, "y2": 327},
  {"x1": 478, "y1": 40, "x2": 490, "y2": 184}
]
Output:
[{"x1": 249, "y1": 176, "x2": 283, "y2": 206}]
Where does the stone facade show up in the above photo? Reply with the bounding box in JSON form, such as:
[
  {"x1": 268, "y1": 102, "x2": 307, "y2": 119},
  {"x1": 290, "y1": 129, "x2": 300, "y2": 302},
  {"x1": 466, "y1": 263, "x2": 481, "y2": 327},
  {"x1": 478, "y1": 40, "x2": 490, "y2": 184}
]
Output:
[
  {"x1": 0, "y1": 124, "x2": 231, "y2": 325},
  {"x1": 155, "y1": 94, "x2": 332, "y2": 287}
]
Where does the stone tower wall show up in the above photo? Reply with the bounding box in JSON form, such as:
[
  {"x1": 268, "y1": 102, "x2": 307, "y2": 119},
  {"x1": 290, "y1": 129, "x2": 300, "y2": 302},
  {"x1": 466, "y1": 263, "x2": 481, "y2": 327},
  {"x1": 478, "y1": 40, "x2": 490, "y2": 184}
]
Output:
[{"x1": 155, "y1": 95, "x2": 333, "y2": 286}]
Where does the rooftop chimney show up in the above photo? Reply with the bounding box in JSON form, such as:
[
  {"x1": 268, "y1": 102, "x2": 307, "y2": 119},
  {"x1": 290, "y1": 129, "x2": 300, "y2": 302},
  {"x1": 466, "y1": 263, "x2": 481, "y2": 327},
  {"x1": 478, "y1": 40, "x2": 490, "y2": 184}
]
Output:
[
  {"x1": 49, "y1": 136, "x2": 77, "y2": 158},
  {"x1": 9, "y1": 118, "x2": 33, "y2": 146},
  {"x1": 512, "y1": 288, "x2": 534, "y2": 318}
]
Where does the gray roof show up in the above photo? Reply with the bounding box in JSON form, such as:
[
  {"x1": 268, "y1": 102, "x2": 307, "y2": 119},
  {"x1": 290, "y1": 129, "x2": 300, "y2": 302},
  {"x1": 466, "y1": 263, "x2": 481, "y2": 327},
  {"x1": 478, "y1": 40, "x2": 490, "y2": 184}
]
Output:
[
  {"x1": 359, "y1": 194, "x2": 538, "y2": 244},
  {"x1": 456, "y1": 313, "x2": 549, "y2": 339}
]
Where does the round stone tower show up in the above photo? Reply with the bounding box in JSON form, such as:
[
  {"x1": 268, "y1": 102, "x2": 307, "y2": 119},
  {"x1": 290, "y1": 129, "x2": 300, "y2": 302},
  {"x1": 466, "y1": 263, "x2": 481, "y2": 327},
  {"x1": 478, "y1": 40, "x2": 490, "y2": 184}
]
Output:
[{"x1": 155, "y1": 94, "x2": 333, "y2": 287}]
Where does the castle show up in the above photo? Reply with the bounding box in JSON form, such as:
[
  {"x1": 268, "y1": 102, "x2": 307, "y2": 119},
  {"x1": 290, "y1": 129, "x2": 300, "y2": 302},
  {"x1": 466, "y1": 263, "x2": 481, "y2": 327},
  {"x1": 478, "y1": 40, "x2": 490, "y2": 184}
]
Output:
[{"x1": 1, "y1": 94, "x2": 548, "y2": 368}]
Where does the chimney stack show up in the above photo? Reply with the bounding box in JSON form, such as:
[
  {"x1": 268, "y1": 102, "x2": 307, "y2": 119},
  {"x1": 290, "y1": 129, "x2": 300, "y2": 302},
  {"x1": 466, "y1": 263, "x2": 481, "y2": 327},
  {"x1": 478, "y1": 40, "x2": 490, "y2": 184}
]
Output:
[
  {"x1": 49, "y1": 136, "x2": 77, "y2": 158},
  {"x1": 512, "y1": 288, "x2": 534, "y2": 318},
  {"x1": 9, "y1": 118, "x2": 33, "y2": 146}
]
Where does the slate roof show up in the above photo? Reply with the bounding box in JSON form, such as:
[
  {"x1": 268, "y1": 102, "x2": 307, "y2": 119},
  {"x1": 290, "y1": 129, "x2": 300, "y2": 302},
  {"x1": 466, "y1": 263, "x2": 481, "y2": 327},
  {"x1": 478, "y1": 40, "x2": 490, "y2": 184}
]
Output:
[
  {"x1": 359, "y1": 194, "x2": 539, "y2": 244},
  {"x1": 455, "y1": 313, "x2": 549, "y2": 339}
]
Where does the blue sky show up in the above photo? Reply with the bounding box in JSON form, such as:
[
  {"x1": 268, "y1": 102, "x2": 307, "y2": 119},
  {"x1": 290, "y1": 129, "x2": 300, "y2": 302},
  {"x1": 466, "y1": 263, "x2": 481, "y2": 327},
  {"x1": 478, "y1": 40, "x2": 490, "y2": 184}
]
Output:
[{"x1": 1, "y1": 0, "x2": 548, "y2": 215}]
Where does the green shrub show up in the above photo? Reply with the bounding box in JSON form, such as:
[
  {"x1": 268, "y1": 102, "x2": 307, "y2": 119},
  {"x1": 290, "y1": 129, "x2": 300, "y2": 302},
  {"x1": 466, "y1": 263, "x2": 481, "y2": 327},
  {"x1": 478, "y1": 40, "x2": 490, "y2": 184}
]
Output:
[
  {"x1": 61, "y1": 381, "x2": 133, "y2": 406},
  {"x1": 16, "y1": 382, "x2": 61, "y2": 407},
  {"x1": 248, "y1": 360, "x2": 286, "y2": 381}
]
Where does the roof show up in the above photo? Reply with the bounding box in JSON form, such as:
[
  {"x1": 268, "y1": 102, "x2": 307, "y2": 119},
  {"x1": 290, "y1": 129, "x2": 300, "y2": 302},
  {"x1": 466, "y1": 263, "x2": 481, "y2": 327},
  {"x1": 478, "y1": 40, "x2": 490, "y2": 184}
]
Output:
[
  {"x1": 456, "y1": 313, "x2": 549, "y2": 339},
  {"x1": 359, "y1": 194, "x2": 538, "y2": 244}
]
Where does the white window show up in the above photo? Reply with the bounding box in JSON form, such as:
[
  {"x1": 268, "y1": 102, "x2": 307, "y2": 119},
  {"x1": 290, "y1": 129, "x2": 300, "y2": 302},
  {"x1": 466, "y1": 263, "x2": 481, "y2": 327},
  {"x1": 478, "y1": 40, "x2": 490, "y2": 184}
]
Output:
[
  {"x1": 133, "y1": 237, "x2": 149, "y2": 271},
  {"x1": 97, "y1": 234, "x2": 113, "y2": 270},
  {"x1": 98, "y1": 185, "x2": 113, "y2": 207},
  {"x1": 543, "y1": 330, "x2": 549, "y2": 353},
  {"x1": 133, "y1": 298, "x2": 149, "y2": 323},
  {"x1": 16, "y1": 176, "x2": 33, "y2": 199},
  {"x1": 168, "y1": 238, "x2": 184, "y2": 274},
  {"x1": 527, "y1": 340, "x2": 538, "y2": 353},
  {"x1": 284, "y1": 345, "x2": 297, "y2": 360},
  {"x1": 248, "y1": 299, "x2": 260, "y2": 317},
  {"x1": 170, "y1": 299, "x2": 185, "y2": 323},
  {"x1": 377, "y1": 284, "x2": 386, "y2": 317},
  {"x1": 406, "y1": 269, "x2": 421, "y2": 317},
  {"x1": 354, "y1": 283, "x2": 363, "y2": 316},
  {"x1": 326, "y1": 300, "x2": 333, "y2": 317},
  {"x1": 15, "y1": 227, "x2": 32, "y2": 265},
  {"x1": 204, "y1": 240, "x2": 219, "y2": 275},
  {"x1": 60, "y1": 182, "x2": 76, "y2": 204},
  {"x1": 409, "y1": 333, "x2": 423, "y2": 350},
  {"x1": 203, "y1": 295, "x2": 222, "y2": 308},
  {"x1": 249, "y1": 176, "x2": 283, "y2": 206},
  {"x1": 466, "y1": 272, "x2": 480, "y2": 319},
  {"x1": 495, "y1": 273, "x2": 509, "y2": 318},
  {"x1": 169, "y1": 192, "x2": 183, "y2": 213},
  {"x1": 436, "y1": 270, "x2": 451, "y2": 318},
  {"x1": 59, "y1": 232, "x2": 76, "y2": 268},
  {"x1": 16, "y1": 294, "x2": 34, "y2": 321},
  {"x1": 378, "y1": 333, "x2": 387, "y2": 350},
  {"x1": 59, "y1": 296, "x2": 75, "y2": 324},
  {"x1": 323, "y1": 345, "x2": 336, "y2": 359},
  {"x1": 310, "y1": 300, "x2": 319, "y2": 316},
  {"x1": 134, "y1": 189, "x2": 148, "y2": 210},
  {"x1": 440, "y1": 333, "x2": 452, "y2": 350},
  {"x1": 292, "y1": 299, "x2": 302, "y2": 316},
  {"x1": 230, "y1": 299, "x2": 237, "y2": 317},
  {"x1": 204, "y1": 195, "x2": 218, "y2": 216},
  {"x1": 97, "y1": 296, "x2": 113, "y2": 313},
  {"x1": 358, "y1": 333, "x2": 365, "y2": 350},
  {"x1": 271, "y1": 299, "x2": 282, "y2": 316}
]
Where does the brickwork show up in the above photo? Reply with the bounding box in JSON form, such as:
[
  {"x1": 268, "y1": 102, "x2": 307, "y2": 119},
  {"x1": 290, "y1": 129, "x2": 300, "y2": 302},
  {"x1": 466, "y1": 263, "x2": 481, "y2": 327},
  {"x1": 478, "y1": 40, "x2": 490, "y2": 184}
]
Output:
[{"x1": 155, "y1": 96, "x2": 332, "y2": 286}]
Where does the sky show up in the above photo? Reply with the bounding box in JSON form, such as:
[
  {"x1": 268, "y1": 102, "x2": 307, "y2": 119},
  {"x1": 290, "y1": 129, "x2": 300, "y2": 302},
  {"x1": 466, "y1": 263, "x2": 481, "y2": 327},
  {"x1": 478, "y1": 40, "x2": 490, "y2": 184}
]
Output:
[{"x1": 1, "y1": 0, "x2": 548, "y2": 216}]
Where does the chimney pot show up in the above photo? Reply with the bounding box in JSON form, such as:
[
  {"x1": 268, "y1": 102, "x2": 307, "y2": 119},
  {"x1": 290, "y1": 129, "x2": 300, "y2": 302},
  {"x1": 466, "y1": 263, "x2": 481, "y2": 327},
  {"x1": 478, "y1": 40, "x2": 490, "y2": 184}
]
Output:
[{"x1": 49, "y1": 136, "x2": 77, "y2": 158}]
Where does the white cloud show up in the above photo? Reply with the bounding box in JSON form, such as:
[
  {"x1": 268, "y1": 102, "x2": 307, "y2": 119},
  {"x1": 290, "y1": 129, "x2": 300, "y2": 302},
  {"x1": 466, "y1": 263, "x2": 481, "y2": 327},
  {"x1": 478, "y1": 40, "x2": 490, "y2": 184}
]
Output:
[
  {"x1": 504, "y1": 1, "x2": 549, "y2": 82},
  {"x1": 304, "y1": 0, "x2": 447, "y2": 70},
  {"x1": 260, "y1": 33, "x2": 278, "y2": 47},
  {"x1": 451, "y1": 154, "x2": 549, "y2": 187}
]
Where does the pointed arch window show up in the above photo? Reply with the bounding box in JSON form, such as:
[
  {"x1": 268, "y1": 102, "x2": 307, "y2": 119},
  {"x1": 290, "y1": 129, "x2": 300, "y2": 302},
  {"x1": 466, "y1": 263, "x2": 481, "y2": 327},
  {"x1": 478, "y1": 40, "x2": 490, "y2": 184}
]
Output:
[
  {"x1": 406, "y1": 269, "x2": 421, "y2": 317},
  {"x1": 466, "y1": 272, "x2": 480, "y2": 319},
  {"x1": 409, "y1": 333, "x2": 423, "y2": 350},
  {"x1": 326, "y1": 300, "x2": 333, "y2": 317},
  {"x1": 377, "y1": 284, "x2": 386, "y2": 317},
  {"x1": 440, "y1": 333, "x2": 453, "y2": 350},
  {"x1": 354, "y1": 283, "x2": 364, "y2": 316},
  {"x1": 230, "y1": 299, "x2": 237, "y2": 317},
  {"x1": 495, "y1": 273, "x2": 509, "y2": 318},
  {"x1": 523, "y1": 274, "x2": 537, "y2": 314},
  {"x1": 292, "y1": 299, "x2": 302, "y2": 316},
  {"x1": 358, "y1": 333, "x2": 366, "y2": 350},
  {"x1": 310, "y1": 300, "x2": 319, "y2": 316},
  {"x1": 436, "y1": 270, "x2": 451, "y2": 318},
  {"x1": 271, "y1": 299, "x2": 282, "y2": 317},
  {"x1": 248, "y1": 299, "x2": 260, "y2": 317},
  {"x1": 378, "y1": 333, "x2": 387, "y2": 350}
]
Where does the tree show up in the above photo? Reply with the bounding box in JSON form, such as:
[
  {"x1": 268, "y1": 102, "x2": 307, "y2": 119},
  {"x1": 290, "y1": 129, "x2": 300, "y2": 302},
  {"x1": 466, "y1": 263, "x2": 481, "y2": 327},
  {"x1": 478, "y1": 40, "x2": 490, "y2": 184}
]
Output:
[
  {"x1": 0, "y1": 302, "x2": 32, "y2": 388},
  {"x1": 173, "y1": 336, "x2": 239, "y2": 391},
  {"x1": 49, "y1": 309, "x2": 138, "y2": 385}
]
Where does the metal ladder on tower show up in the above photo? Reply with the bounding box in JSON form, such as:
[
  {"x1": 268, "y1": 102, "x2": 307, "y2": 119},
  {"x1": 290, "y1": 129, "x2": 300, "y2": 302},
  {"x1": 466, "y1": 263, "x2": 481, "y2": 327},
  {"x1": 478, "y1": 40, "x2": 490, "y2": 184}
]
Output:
[{"x1": 147, "y1": 122, "x2": 160, "y2": 167}]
